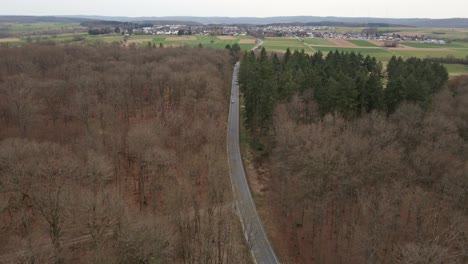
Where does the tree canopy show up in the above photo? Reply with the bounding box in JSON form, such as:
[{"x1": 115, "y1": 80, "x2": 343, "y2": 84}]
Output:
[{"x1": 239, "y1": 49, "x2": 448, "y2": 135}]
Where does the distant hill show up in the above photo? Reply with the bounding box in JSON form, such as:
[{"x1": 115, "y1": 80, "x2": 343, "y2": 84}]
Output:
[
  {"x1": 0, "y1": 16, "x2": 202, "y2": 26},
  {"x1": 63, "y1": 15, "x2": 468, "y2": 28},
  {"x1": 139, "y1": 20, "x2": 203, "y2": 26},
  {"x1": 265, "y1": 22, "x2": 411, "y2": 28},
  {"x1": 60, "y1": 16, "x2": 203, "y2": 26},
  {"x1": 0, "y1": 15, "x2": 90, "y2": 23},
  {"x1": 1, "y1": 15, "x2": 468, "y2": 28}
]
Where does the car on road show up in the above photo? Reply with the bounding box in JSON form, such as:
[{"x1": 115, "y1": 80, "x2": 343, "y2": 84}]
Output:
[{"x1": 231, "y1": 99, "x2": 235, "y2": 103}]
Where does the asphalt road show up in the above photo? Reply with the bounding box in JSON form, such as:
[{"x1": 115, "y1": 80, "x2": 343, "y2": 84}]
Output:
[{"x1": 227, "y1": 61, "x2": 280, "y2": 264}]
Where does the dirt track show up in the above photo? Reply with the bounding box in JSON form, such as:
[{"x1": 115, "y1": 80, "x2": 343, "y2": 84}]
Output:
[
  {"x1": 367, "y1": 40, "x2": 385, "y2": 46},
  {"x1": 127, "y1": 38, "x2": 152, "y2": 44},
  {"x1": 239, "y1": 39, "x2": 256, "y2": 44},
  {"x1": 327, "y1": 38, "x2": 356, "y2": 47},
  {"x1": 217, "y1": 36, "x2": 235, "y2": 40},
  {"x1": 0, "y1": 38, "x2": 20, "y2": 43}
]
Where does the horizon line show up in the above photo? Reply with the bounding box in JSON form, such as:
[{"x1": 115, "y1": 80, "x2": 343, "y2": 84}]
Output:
[{"x1": 1, "y1": 14, "x2": 467, "y2": 20}]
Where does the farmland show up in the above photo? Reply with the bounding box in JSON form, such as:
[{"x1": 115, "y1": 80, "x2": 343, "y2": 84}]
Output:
[
  {"x1": 1, "y1": 21, "x2": 467, "y2": 74},
  {"x1": 379, "y1": 27, "x2": 468, "y2": 40},
  {"x1": 1, "y1": 32, "x2": 467, "y2": 74},
  {"x1": 261, "y1": 37, "x2": 317, "y2": 53},
  {"x1": 313, "y1": 46, "x2": 392, "y2": 60},
  {"x1": 302, "y1": 38, "x2": 336, "y2": 46},
  {"x1": 312, "y1": 26, "x2": 468, "y2": 40},
  {"x1": 0, "y1": 22, "x2": 83, "y2": 33},
  {"x1": 0, "y1": 33, "x2": 258, "y2": 50},
  {"x1": 258, "y1": 36, "x2": 468, "y2": 75},
  {"x1": 347, "y1": 39, "x2": 379, "y2": 47},
  {"x1": 391, "y1": 49, "x2": 468, "y2": 59},
  {"x1": 443, "y1": 64, "x2": 468, "y2": 75},
  {"x1": 400, "y1": 41, "x2": 468, "y2": 48},
  {"x1": 150, "y1": 35, "x2": 257, "y2": 50},
  {"x1": 262, "y1": 37, "x2": 305, "y2": 51}
]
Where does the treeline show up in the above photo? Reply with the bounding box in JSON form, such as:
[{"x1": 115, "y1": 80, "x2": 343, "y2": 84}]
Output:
[
  {"x1": 88, "y1": 27, "x2": 115, "y2": 35},
  {"x1": 81, "y1": 20, "x2": 140, "y2": 28},
  {"x1": 0, "y1": 44, "x2": 250, "y2": 263},
  {"x1": 225, "y1": 43, "x2": 241, "y2": 61},
  {"x1": 83, "y1": 21, "x2": 145, "y2": 35},
  {"x1": 269, "y1": 77, "x2": 468, "y2": 264},
  {"x1": 239, "y1": 48, "x2": 448, "y2": 136},
  {"x1": 426, "y1": 55, "x2": 468, "y2": 65},
  {"x1": 385, "y1": 56, "x2": 448, "y2": 112},
  {"x1": 238, "y1": 48, "x2": 466, "y2": 263}
]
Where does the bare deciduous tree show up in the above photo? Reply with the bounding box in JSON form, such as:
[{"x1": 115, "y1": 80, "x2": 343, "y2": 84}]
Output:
[
  {"x1": 0, "y1": 75, "x2": 38, "y2": 137},
  {"x1": 0, "y1": 138, "x2": 82, "y2": 263}
]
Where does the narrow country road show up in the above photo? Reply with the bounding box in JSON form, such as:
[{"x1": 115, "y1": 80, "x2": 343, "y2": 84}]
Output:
[
  {"x1": 253, "y1": 38, "x2": 264, "y2": 50},
  {"x1": 227, "y1": 59, "x2": 280, "y2": 264}
]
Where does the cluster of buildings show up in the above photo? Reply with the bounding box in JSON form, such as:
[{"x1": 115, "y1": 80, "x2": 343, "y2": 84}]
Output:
[
  {"x1": 250, "y1": 25, "x2": 335, "y2": 37},
  {"x1": 129, "y1": 23, "x2": 447, "y2": 46},
  {"x1": 296, "y1": 29, "x2": 447, "y2": 46},
  {"x1": 309, "y1": 31, "x2": 373, "y2": 39},
  {"x1": 419, "y1": 39, "x2": 446, "y2": 44},
  {"x1": 132, "y1": 25, "x2": 248, "y2": 36},
  {"x1": 388, "y1": 35, "x2": 446, "y2": 44}
]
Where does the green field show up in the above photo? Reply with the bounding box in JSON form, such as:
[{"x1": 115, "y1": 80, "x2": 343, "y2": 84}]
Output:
[
  {"x1": 443, "y1": 64, "x2": 468, "y2": 75},
  {"x1": 400, "y1": 41, "x2": 468, "y2": 49},
  {"x1": 261, "y1": 40, "x2": 468, "y2": 75},
  {"x1": 0, "y1": 22, "x2": 84, "y2": 34},
  {"x1": 260, "y1": 36, "x2": 468, "y2": 74},
  {"x1": 391, "y1": 49, "x2": 468, "y2": 59},
  {"x1": 29, "y1": 33, "x2": 89, "y2": 43},
  {"x1": 261, "y1": 37, "x2": 317, "y2": 53},
  {"x1": 302, "y1": 38, "x2": 335, "y2": 46},
  {"x1": 1, "y1": 33, "x2": 258, "y2": 50},
  {"x1": 313, "y1": 46, "x2": 386, "y2": 53},
  {"x1": 318, "y1": 47, "x2": 391, "y2": 61},
  {"x1": 347, "y1": 39, "x2": 379, "y2": 47},
  {"x1": 150, "y1": 35, "x2": 257, "y2": 50},
  {"x1": 0, "y1": 39, "x2": 23, "y2": 46},
  {"x1": 87, "y1": 35, "x2": 125, "y2": 44},
  {"x1": 20, "y1": 33, "x2": 124, "y2": 45},
  {"x1": 263, "y1": 37, "x2": 304, "y2": 49},
  {"x1": 380, "y1": 27, "x2": 468, "y2": 40},
  {"x1": 307, "y1": 26, "x2": 468, "y2": 41}
]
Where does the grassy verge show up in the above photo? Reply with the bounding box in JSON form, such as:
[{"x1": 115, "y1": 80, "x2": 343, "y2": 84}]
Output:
[
  {"x1": 391, "y1": 49, "x2": 468, "y2": 59},
  {"x1": 400, "y1": 41, "x2": 468, "y2": 49},
  {"x1": 444, "y1": 64, "x2": 468, "y2": 75},
  {"x1": 238, "y1": 94, "x2": 267, "y2": 208},
  {"x1": 347, "y1": 39, "x2": 379, "y2": 47},
  {"x1": 302, "y1": 38, "x2": 335, "y2": 46},
  {"x1": 239, "y1": 95, "x2": 250, "y2": 152},
  {"x1": 313, "y1": 46, "x2": 388, "y2": 53}
]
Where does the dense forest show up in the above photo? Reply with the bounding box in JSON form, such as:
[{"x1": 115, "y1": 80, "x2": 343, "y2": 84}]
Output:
[
  {"x1": 239, "y1": 48, "x2": 448, "y2": 136},
  {"x1": 239, "y1": 48, "x2": 467, "y2": 263},
  {"x1": 0, "y1": 43, "x2": 251, "y2": 263}
]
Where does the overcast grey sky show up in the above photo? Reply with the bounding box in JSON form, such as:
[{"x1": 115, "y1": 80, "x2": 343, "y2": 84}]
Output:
[{"x1": 2, "y1": 0, "x2": 467, "y2": 18}]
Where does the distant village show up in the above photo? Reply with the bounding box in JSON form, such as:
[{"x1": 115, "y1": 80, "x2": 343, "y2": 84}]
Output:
[
  {"x1": 132, "y1": 25, "x2": 249, "y2": 36},
  {"x1": 130, "y1": 24, "x2": 447, "y2": 46}
]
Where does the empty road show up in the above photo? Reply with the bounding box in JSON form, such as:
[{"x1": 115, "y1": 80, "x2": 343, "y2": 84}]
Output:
[
  {"x1": 227, "y1": 61, "x2": 280, "y2": 264},
  {"x1": 253, "y1": 38, "x2": 264, "y2": 50}
]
